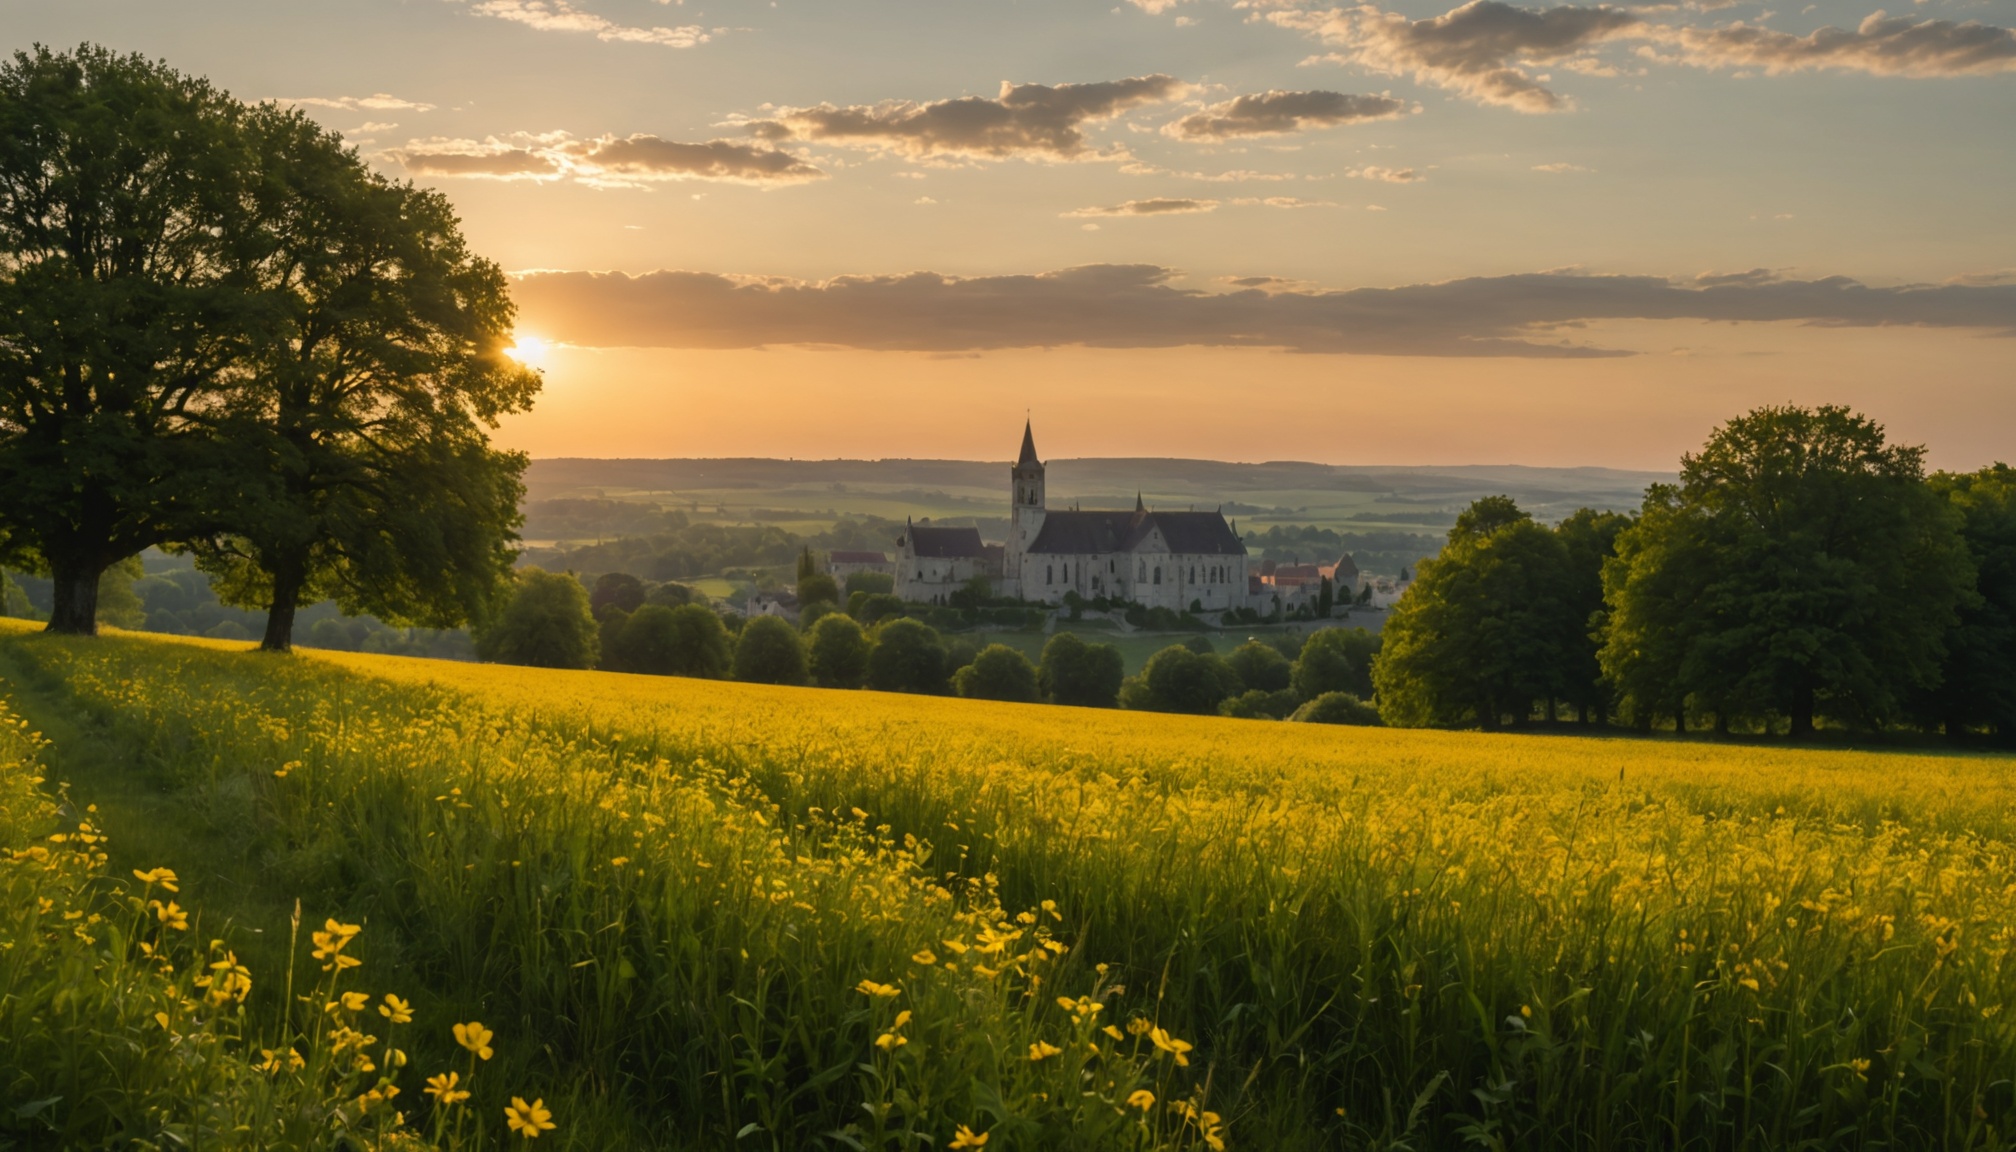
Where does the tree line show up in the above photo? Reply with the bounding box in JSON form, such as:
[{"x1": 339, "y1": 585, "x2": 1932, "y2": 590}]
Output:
[
  {"x1": 478, "y1": 561, "x2": 1387, "y2": 724},
  {"x1": 0, "y1": 46, "x2": 533, "y2": 649},
  {"x1": 1376, "y1": 406, "x2": 2016, "y2": 741}
]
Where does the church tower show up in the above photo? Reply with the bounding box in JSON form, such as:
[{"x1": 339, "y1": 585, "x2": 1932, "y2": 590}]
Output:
[{"x1": 1006, "y1": 419, "x2": 1046, "y2": 598}]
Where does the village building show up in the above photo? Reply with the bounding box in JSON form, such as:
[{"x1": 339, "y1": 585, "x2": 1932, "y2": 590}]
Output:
[
  {"x1": 826, "y1": 550, "x2": 893, "y2": 581},
  {"x1": 746, "y1": 588, "x2": 801, "y2": 621},
  {"x1": 893, "y1": 522, "x2": 987, "y2": 604}
]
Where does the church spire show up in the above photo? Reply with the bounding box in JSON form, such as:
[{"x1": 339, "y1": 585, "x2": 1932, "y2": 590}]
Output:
[
  {"x1": 1135, "y1": 491, "x2": 1145, "y2": 513},
  {"x1": 1017, "y1": 419, "x2": 1040, "y2": 467}
]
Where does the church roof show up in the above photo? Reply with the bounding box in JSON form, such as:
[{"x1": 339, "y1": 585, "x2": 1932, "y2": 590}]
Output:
[
  {"x1": 903, "y1": 525, "x2": 986, "y2": 558},
  {"x1": 1017, "y1": 420, "x2": 1040, "y2": 467},
  {"x1": 1027, "y1": 509, "x2": 1246, "y2": 556}
]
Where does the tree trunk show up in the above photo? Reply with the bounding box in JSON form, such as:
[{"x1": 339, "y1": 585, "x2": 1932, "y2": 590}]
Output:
[
  {"x1": 45, "y1": 559, "x2": 103, "y2": 635},
  {"x1": 261, "y1": 558, "x2": 307, "y2": 652},
  {"x1": 1789, "y1": 683, "x2": 1816, "y2": 740},
  {"x1": 1714, "y1": 710, "x2": 1730, "y2": 738},
  {"x1": 1674, "y1": 707, "x2": 1687, "y2": 736}
]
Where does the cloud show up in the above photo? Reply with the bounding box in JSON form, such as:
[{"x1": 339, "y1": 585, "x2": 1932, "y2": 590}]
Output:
[
  {"x1": 1275, "y1": 1, "x2": 1643, "y2": 112},
  {"x1": 1129, "y1": 0, "x2": 1190, "y2": 11},
  {"x1": 1248, "y1": 196, "x2": 1342, "y2": 207},
  {"x1": 1064, "y1": 198, "x2": 1221, "y2": 217},
  {"x1": 1164, "y1": 90, "x2": 1409, "y2": 139},
  {"x1": 510, "y1": 264, "x2": 2016, "y2": 358},
  {"x1": 1661, "y1": 10, "x2": 2016, "y2": 76},
  {"x1": 741, "y1": 75, "x2": 1187, "y2": 161},
  {"x1": 1533, "y1": 161, "x2": 1594, "y2": 172},
  {"x1": 463, "y1": 0, "x2": 710, "y2": 46},
  {"x1": 1271, "y1": 2, "x2": 2016, "y2": 111},
  {"x1": 391, "y1": 132, "x2": 824, "y2": 185},
  {"x1": 1351, "y1": 165, "x2": 1423, "y2": 181},
  {"x1": 280, "y1": 93, "x2": 436, "y2": 112}
]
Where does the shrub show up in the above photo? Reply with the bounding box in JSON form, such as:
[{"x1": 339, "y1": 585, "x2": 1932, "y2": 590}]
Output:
[
  {"x1": 734, "y1": 615, "x2": 809, "y2": 685},
  {"x1": 475, "y1": 568, "x2": 598, "y2": 669},
  {"x1": 1220, "y1": 688, "x2": 1302, "y2": 720},
  {"x1": 606, "y1": 603, "x2": 730, "y2": 678},
  {"x1": 807, "y1": 614, "x2": 871, "y2": 689},
  {"x1": 1291, "y1": 691, "x2": 1384, "y2": 726},
  {"x1": 1226, "y1": 640, "x2": 1292, "y2": 693},
  {"x1": 1039, "y1": 633, "x2": 1126, "y2": 708},
  {"x1": 1291, "y1": 627, "x2": 1378, "y2": 700},
  {"x1": 952, "y1": 644, "x2": 1040, "y2": 703},
  {"x1": 866, "y1": 618, "x2": 947, "y2": 694},
  {"x1": 1121, "y1": 645, "x2": 1241, "y2": 715}
]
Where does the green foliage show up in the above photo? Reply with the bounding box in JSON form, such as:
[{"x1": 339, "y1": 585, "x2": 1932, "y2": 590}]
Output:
[
  {"x1": 735, "y1": 615, "x2": 810, "y2": 686},
  {"x1": 591, "y1": 573, "x2": 647, "y2": 618},
  {"x1": 1037, "y1": 633, "x2": 1125, "y2": 709},
  {"x1": 1552, "y1": 508, "x2": 1634, "y2": 722},
  {"x1": 1290, "y1": 692, "x2": 1384, "y2": 726},
  {"x1": 1291, "y1": 628, "x2": 1377, "y2": 701},
  {"x1": 952, "y1": 644, "x2": 1040, "y2": 703},
  {"x1": 1226, "y1": 640, "x2": 1292, "y2": 694},
  {"x1": 844, "y1": 571, "x2": 895, "y2": 600},
  {"x1": 0, "y1": 46, "x2": 263, "y2": 633},
  {"x1": 1375, "y1": 501, "x2": 1575, "y2": 729},
  {"x1": 1601, "y1": 405, "x2": 1973, "y2": 735},
  {"x1": 96, "y1": 558, "x2": 149, "y2": 631},
  {"x1": 473, "y1": 568, "x2": 597, "y2": 669},
  {"x1": 1219, "y1": 688, "x2": 1301, "y2": 720},
  {"x1": 866, "y1": 618, "x2": 947, "y2": 695},
  {"x1": 1121, "y1": 645, "x2": 1241, "y2": 715},
  {"x1": 1916, "y1": 464, "x2": 2016, "y2": 739},
  {"x1": 798, "y1": 572, "x2": 841, "y2": 609},
  {"x1": 853, "y1": 593, "x2": 907, "y2": 627},
  {"x1": 606, "y1": 603, "x2": 731, "y2": 679},
  {"x1": 807, "y1": 614, "x2": 872, "y2": 690}
]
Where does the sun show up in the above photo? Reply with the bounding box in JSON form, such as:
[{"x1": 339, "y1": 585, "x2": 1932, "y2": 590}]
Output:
[{"x1": 504, "y1": 334, "x2": 553, "y2": 368}]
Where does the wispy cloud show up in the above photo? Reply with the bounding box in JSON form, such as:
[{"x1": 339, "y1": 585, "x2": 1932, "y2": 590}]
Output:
[
  {"x1": 278, "y1": 93, "x2": 437, "y2": 112},
  {"x1": 1164, "y1": 90, "x2": 1409, "y2": 139},
  {"x1": 510, "y1": 264, "x2": 2016, "y2": 357},
  {"x1": 1351, "y1": 165, "x2": 1423, "y2": 182},
  {"x1": 1064, "y1": 197, "x2": 1221, "y2": 216},
  {"x1": 462, "y1": 0, "x2": 710, "y2": 47},
  {"x1": 391, "y1": 132, "x2": 824, "y2": 186},
  {"x1": 739, "y1": 76, "x2": 1188, "y2": 161},
  {"x1": 1533, "y1": 161, "x2": 1594, "y2": 172}
]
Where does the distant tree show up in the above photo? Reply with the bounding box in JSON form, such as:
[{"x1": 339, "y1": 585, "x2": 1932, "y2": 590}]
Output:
[
  {"x1": 844, "y1": 571, "x2": 894, "y2": 600},
  {"x1": 1038, "y1": 633, "x2": 1126, "y2": 708},
  {"x1": 1601, "y1": 406, "x2": 1972, "y2": 737},
  {"x1": 595, "y1": 606, "x2": 631, "y2": 669},
  {"x1": 1292, "y1": 628, "x2": 1380, "y2": 701},
  {"x1": 796, "y1": 547, "x2": 817, "y2": 583},
  {"x1": 1121, "y1": 645, "x2": 1241, "y2": 715},
  {"x1": 854, "y1": 593, "x2": 906, "y2": 627},
  {"x1": 866, "y1": 618, "x2": 947, "y2": 694},
  {"x1": 645, "y1": 581, "x2": 698, "y2": 609},
  {"x1": 952, "y1": 644, "x2": 1040, "y2": 703},
  {"x1": 1180, "y1": 635, "x2": 1215, "y2": 655},
  {"x1": 798, "y1": 571, "x2": 840, "y2": 610},
  {"x1": 96, "y1": 557, "x2": 148, "y2": 631},
  {"x1": 1317, "y1": 576, "x2": 1334, "y2": 619},
  {"x1": 0, "y1": 47, "x2": 267, "y2": 634},
  {"x1": 605, "y1": 603, "x2": 731, "y2": 678},
  {"x1": 1220, "y1": 688, "x2": 1301, "y2": 720},
  {"x1": 1227, "y1": 640, "x2": 1293, "y2": 693},
  {"x1": 591, "y1": 573, "x2": 647, "y2": 618},
  {"x1": 1914, "y1": 464, "x2": 2016, "y2": 741},
  {"x1": 475, "y1": 569, "x2": 598, "y2": 669},
  {"x1": 1374, "y1": 499, "x2": 1574, "y2": 729},
  {"x1": 734, "y1": 615, "x2": 809, "y2": 686},
  {"x1": 1552, "y1": 509, "x2": 1634, "y2": 724},
  {"x1": 1291, "y1": 692, "x2": 1384, "y2": 726},
  {"x1": 949, "y1": 575, "x2": 992, "y2": 611},
  {"x1": 807, "y1": 613, "x2": 871, "y2": 689},
  {"x1": 800, "y1": 600, "x2": 839, "y2": 630}
]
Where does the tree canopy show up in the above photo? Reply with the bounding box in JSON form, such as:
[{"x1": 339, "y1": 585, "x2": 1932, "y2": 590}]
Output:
[
  {"x1": 734, "y1": 615, "x2": 809, "y2": 686},
  {"x1": 1037, "y1": 632, "x2": 1125, "y2": 709},
  {"x1": 473, "y1": 569, "x2": 597, "y2": 670},
  {"x1": 952, "y1": 644, "x2": 1040, "y2": 703}
]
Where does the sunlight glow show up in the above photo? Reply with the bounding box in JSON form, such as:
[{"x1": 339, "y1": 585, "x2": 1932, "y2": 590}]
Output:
[{"x1": 504, "y1": 334, "x2": 553, "y2": 369}]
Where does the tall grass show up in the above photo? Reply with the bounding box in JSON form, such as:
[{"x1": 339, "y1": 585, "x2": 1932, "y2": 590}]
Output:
[{"x1": 6, "y1": 622, "x2": 2016, "y2": 1149}]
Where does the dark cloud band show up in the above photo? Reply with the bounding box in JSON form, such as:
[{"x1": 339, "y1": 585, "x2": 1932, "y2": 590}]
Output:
[{"x1": 510, "y1": 265, "x2": 2016, "y2": 358}]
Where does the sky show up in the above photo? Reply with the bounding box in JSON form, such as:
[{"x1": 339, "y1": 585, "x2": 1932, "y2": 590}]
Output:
[{"x1": 6, "y1": 0, "x2": 2015, "y2": 469}]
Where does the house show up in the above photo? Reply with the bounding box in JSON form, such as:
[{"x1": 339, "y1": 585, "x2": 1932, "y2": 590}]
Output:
[
  {"x1": 893, "y1": 521, "x2": 987, "y2": 605},
  {"x1": 827, "y1": 550, "x2": 893, "y2": 581},
  {"x1": 746, "y1": 589, "x2": 801, "y2": 621}
]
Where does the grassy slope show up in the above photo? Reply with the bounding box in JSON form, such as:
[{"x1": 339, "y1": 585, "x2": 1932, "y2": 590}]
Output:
[{"x1": 8, "y1": 618, "x2": 2016, "y2": 1150}]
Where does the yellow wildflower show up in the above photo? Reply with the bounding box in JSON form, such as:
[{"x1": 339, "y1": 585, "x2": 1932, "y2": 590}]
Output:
[
  {"x1": 151, "y1": 900, "x2": 188, "y2": 931},
  {"x1": 505, "y1": 1096, "x2": 557, "y2": 1139},
  {"x1": 911, "y1": 949, "x2": 937, "y2": 966},
  {"x1": 132, "y1": 867, "x2": 179, "y2": 892},
  {"x1": 1149, "y1": 1027, "x2": 1192, "y2": 1066},
  {"x1": 856, "y1": 979, "x2": 900, "y2": 999},
  {"x1": 948, "y1": 1125, "x2": 989, "y2": 1149},
  {"x1": 1127, "y1": 1089, "x2": 1156, "y2": 1110},
  {"x1": 1028, "y1": 1040, "x2": 1063, "y2": 1061},
  {"x1": 425, "y1": 1071, "x2": 471, "y2": 1105},
  {"x1": 454, "y1": 1021, "x2": 496, "y2": 1060},
  {"x1": 380, "y1": 994, "x2": 414, "y2": 1024}
]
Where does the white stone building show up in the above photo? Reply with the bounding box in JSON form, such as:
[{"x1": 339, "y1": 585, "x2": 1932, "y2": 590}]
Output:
[
  {"x1": 996, "y1": 422, "x2": 1250, "y2": 611},
  {"x1": 893, "y1": 521, "x2": 987, "y2": 605}
]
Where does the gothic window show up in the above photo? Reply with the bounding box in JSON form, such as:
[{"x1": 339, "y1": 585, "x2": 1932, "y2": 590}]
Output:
[
  {"x1": 1153, "y1": 567, "x2": 1162, "y2": 585},
  {"x1": 1138, "y1": 561, "x2": 1146, "y2": 581},
  {"x1": 1046, "y1": 565, "x2": 1053, "y2": 584}
]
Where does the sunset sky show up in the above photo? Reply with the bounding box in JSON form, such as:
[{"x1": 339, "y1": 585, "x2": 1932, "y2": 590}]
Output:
[{"x1": 8, "y1": 0, "x2": 2016, "y2": 468}]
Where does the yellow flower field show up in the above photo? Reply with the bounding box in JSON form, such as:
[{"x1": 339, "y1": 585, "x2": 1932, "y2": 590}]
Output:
[{"x1": 4, "y1": 618, "x2": 2016, "y2": 1149}]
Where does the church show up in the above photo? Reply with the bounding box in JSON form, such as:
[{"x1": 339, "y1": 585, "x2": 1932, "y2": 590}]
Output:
[{"x1": 895, "y1": 421, "x2": 1251, "y2": 610}]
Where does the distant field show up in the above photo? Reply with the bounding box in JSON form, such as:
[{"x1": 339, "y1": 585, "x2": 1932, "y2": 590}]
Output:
[{"x1": 5, "y1": 621, "x2": 2012, "y2": 1150}]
